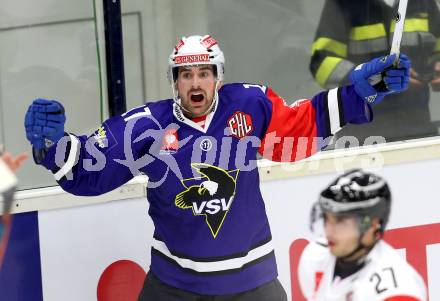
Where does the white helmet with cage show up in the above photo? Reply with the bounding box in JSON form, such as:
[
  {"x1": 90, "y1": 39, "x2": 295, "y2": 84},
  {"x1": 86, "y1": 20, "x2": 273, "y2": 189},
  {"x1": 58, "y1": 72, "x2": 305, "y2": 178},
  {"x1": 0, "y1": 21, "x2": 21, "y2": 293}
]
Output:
[{"x1": 168, "y1": 35, "x2": 225, "y2": 84}]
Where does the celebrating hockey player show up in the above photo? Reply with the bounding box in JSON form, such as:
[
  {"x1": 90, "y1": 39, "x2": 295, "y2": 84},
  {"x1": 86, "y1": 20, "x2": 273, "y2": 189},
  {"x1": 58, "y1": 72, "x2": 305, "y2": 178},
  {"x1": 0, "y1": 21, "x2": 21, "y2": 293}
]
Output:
[
  {"x1": 24, "y1": 35, "x2": 410, "y2": 300},
  {"x1": 299, "y1": 169, "x2": 426, "y2": 301}
]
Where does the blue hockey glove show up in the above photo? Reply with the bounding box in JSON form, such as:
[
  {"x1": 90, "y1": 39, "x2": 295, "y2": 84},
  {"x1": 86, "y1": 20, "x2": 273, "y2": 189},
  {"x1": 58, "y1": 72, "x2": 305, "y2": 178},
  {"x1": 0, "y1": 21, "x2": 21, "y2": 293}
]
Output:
[
  {"x1": 24, "y1": 98, "x2": 66, "y2": 150},
  {"x1": 350, "y1": 53, "x2": 411, "y2": 105}
]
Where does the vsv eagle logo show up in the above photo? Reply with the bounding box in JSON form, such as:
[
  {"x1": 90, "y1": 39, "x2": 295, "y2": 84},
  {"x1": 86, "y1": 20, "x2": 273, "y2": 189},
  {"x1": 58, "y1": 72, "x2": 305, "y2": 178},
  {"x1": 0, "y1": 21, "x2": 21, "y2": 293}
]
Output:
[{"x1": 175, "y1": 163, "x2": 239, "y2": 238}]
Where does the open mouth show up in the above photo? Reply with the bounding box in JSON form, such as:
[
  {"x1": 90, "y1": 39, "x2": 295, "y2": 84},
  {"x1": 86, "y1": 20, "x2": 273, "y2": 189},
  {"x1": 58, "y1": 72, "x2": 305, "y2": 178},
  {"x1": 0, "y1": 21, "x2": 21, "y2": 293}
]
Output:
[{"x1": 190, "y1": 92, "x2": 205, "y2": 103}]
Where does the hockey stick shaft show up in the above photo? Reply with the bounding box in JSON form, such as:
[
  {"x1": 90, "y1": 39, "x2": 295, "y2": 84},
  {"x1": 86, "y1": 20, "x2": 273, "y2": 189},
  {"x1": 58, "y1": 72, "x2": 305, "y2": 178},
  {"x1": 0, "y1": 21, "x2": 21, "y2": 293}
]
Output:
[
  {"x1": 368, "y1": 0, "x2": 408, "y2": 88},
  {"x1": 390, "y1": 0, "x2": 409, "y2": 58}
]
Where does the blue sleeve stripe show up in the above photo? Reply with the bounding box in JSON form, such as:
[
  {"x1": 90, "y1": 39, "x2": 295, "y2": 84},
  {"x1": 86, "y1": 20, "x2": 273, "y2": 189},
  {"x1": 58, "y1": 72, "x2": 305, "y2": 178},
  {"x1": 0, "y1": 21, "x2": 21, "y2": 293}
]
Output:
[
  {"x1": 341, "y1": 85, "x2": 372, "y2": 124},
  {"x1": 312, "y1": 90, "x2": 331, "y2": 140},
  {"x1": 313, "y1": 85, "x2": 371, "y2": 148}
]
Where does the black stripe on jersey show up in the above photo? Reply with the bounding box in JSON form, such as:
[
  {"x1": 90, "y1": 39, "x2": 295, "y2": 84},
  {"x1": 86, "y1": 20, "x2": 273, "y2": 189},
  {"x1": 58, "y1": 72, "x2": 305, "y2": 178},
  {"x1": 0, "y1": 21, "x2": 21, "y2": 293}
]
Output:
[
  {"x1": 323, "y1": 91, "x2": 332, "y2": 137},
  {"x1": 153, "y1": 234, "x2": 272, "y2": 262},
  {"x1": 152, "y1": 248, "x2": 275, "y2": 276},
  {"x1": 337, "y1": 88, "x2": 346, "y2": 128}
]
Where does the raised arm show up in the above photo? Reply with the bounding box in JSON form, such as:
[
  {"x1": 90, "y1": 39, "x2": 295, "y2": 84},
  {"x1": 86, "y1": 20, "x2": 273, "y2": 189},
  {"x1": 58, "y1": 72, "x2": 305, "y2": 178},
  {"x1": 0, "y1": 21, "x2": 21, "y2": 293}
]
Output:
[
  {"x1": 260, "y1": 54, "x2": 410, "y2": 162},
  {"x1": 24, "y1": 100, "x2": 156, "y2": 196}
]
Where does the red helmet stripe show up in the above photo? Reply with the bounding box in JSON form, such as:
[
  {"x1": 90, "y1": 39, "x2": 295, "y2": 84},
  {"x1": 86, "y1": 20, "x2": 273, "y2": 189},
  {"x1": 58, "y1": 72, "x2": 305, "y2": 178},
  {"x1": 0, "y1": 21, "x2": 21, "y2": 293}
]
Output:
[
  {"x1": 201, "y1": 36, "x2": 218, "y2": 49},
  {"x1": 175, "y1": 39, "x2": 185, "y2": 51}
]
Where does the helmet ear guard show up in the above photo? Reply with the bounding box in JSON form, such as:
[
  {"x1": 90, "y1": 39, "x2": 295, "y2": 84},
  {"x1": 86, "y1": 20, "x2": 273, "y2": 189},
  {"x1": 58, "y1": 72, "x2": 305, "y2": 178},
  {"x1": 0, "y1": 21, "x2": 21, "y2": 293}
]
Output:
[{"x1": 357, "y1": 215, "x2": 373, "y2": 236}]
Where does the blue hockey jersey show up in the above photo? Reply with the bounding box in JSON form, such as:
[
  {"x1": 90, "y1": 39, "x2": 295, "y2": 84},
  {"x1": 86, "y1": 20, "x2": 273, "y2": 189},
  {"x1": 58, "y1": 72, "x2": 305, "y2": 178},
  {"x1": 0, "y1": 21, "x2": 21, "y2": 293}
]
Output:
[{"x1": 39, "y1": 83, "x2": 371, "y2": 295}]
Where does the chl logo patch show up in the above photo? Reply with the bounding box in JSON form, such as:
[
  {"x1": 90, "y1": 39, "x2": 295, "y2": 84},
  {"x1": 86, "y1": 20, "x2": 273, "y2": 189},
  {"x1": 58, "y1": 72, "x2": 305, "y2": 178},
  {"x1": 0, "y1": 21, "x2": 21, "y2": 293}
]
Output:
[
  {"x1": 175, "y1": 163, "x2": 239, "y2": 238},
  {"x1": 228, "y1": 111, "x2": 253, "y2": 139}
]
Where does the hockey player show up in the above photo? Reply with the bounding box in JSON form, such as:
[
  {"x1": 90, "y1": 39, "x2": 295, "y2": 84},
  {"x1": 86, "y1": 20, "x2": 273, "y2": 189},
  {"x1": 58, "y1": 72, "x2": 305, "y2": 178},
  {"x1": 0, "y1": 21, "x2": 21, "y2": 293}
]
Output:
[
  {"x1": 24, "y1": 35, "x2": 410, "y2": 300},
  {"x1": 299, "y1": 169, "x2": 427, "y2": 301}
]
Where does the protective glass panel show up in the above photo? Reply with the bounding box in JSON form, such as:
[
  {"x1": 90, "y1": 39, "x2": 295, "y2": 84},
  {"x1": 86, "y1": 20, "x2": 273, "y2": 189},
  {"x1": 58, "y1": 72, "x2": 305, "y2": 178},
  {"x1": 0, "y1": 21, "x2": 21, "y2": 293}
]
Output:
[
  {"x1": 0, "y1": 0, "x2": 104, "y2": 189},
  {"x1": 121, "y1": 0, "x2": 440, "y2": 148}
]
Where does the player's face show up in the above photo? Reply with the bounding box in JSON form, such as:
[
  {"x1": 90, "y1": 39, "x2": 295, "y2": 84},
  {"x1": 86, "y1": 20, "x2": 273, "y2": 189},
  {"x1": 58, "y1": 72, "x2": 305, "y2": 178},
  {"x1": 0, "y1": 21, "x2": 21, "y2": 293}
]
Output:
[
  {"x1": 324, "y1": 213, "x2": 360, "y2": 257},
  {"x1": 176, "y1": 65, "x2": 220, "y2": 117}
]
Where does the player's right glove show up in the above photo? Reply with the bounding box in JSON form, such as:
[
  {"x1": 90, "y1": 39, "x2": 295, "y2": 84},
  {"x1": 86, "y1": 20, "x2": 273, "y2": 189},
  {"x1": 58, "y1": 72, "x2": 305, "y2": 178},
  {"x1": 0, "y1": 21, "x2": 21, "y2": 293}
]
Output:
[
  {"x1": 24, "y1": 99, "x2": 66, "y2": 162},
  {"x1": 350, "y1": 53, "x2": 410, "y2": 105}
]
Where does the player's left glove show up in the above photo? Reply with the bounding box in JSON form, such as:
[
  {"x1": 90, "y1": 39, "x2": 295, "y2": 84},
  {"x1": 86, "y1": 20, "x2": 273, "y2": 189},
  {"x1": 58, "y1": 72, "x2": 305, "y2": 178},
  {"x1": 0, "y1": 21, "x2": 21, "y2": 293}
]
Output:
[
  {"x1": 24, "y1": 99, "x2": 66, "y2": 163},
  {"x1": 25, "y1": 98, "x2": 66, "y2": 149},
  {"x1": 350, "y1": 53, "x2": 410, "y2": 105}
]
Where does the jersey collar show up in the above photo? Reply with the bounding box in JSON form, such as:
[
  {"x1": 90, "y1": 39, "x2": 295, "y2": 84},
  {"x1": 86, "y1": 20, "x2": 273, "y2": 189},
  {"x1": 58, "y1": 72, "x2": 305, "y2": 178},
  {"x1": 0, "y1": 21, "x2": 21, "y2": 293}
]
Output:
[{"x1": 172, "y1": 98, "x2": 218, "y2": 133}]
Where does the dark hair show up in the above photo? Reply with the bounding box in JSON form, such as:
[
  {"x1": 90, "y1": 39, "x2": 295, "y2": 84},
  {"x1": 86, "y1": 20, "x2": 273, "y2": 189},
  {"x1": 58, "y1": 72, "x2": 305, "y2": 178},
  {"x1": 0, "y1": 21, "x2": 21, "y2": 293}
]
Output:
[{"x1": 172, "y1": 65, "x2": 218, "y2": 82}]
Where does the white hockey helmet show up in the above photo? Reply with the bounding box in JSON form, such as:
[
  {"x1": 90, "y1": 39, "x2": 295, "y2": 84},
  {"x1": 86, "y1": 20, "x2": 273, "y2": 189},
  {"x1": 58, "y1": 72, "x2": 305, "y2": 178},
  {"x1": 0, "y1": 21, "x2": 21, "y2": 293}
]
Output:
[{"x1": 167, "y1": 35, "x2": 225, "y2": 84}]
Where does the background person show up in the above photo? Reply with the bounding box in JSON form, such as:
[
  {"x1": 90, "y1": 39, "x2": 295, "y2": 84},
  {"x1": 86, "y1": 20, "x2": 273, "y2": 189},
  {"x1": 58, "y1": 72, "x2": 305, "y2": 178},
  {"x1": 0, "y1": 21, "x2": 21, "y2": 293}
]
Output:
[
  {"x1": 299, "y1": 169, "x2": 427, "y2": 301},
  {"x1": 310, "y1": 0, "x2": 440, "y2": 143}
]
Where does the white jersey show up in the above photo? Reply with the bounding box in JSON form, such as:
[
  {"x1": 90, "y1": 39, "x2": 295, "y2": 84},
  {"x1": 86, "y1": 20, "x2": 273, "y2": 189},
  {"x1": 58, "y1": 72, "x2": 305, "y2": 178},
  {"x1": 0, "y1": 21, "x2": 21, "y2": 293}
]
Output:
[{"x1": 298, "y1": 240, "x2": 427, "y2": 301}]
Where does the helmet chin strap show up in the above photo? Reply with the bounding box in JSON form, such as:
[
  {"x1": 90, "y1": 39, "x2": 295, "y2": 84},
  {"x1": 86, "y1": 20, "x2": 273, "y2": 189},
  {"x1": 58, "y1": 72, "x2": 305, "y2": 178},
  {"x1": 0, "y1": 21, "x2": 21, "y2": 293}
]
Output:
[
  {"x1": 338, "y1": 239, "x2": 370, "y2": 262},
  {"x1": 171, "y1": 81, "x2": 220, "y2": 117},
  {"x1": 338, "y1": 222, "x2": 379, "y2": 262},
  {"x1": 204, "y1": 81, "x2": 220, "y2": 115},
  {"x1": 171, "y1": 86, "x2": 192, "y2": 114}
]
